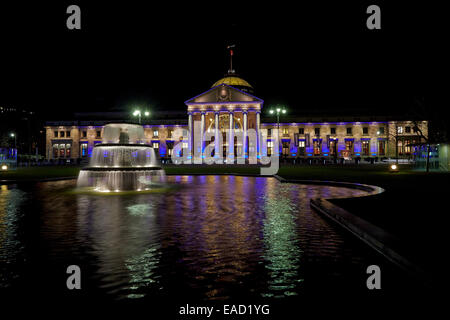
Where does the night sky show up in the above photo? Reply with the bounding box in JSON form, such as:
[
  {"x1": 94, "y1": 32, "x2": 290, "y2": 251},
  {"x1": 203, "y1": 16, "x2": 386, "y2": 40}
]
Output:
[{"x1": 0, "y1": 2, "x2": 446, "y2": 119}]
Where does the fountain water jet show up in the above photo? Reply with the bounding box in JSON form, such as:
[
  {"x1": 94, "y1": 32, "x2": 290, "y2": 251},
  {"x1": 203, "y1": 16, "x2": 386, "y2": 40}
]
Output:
[{"x1": 77, "y1": 123, "x2": 166, "y2": 192}]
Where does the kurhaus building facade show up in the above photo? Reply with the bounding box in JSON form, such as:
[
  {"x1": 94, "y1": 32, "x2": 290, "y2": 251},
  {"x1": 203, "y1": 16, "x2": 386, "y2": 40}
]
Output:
[{"x1": 45, "y1": 73, "x2": 428, "y2": 163}]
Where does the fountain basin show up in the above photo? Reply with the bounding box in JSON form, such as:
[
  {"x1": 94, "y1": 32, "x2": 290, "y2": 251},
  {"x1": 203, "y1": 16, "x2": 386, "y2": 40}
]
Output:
[
  {"x1": 76, "y1": 123, "x2": 166, "y2": 192},
  {"x1": 77, "y1": 168, "x2": 166, "y2": 192}
]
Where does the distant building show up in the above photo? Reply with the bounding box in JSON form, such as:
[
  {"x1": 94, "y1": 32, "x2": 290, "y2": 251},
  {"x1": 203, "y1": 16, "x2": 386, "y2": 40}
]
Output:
[{"x1": 45, "y1": 73, "x2": 428, "y2": 163}]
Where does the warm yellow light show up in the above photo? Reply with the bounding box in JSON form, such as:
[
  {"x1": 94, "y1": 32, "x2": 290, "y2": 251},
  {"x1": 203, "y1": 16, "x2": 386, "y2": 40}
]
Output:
[
  {"x1": 1, "y1": 165, "x2": 8, "y2": 170},
  {"x1": 391, "y1": 164, "x2": 397, "y2": 170}
]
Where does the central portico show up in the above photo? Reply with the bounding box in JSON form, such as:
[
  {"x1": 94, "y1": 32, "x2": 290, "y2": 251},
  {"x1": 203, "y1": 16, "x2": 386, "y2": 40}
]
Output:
[{"x1": 184, "y1": 79, "x2": 264, "y2": 163}]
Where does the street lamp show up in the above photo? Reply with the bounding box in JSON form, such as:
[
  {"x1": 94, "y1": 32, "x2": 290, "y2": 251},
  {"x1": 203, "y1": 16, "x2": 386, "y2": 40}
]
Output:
[
  {"x1": 132, "y1": 110, "x2": 150, "y2": 124},
  {"x1": 10, "y1": 133, "x2": 17, "y2": 166},
  {"x1": 268, "y1": 106, "x2": 287, "y2": 133},
  {"x1": 10, "y1": 133, "x2": 16, "y2": 149},
  {"x1": 268, "y1": 106, "x2": 287, "y2": 157}
]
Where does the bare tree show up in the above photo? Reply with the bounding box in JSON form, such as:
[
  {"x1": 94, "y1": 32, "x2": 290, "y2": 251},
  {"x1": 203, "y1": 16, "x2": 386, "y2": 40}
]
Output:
[
  {"x1": 411, "y1": 119, "x2": 431, "y2": 172},
  {"x1": 407, "y1": 97, "x2": 448, "y2": 172}
]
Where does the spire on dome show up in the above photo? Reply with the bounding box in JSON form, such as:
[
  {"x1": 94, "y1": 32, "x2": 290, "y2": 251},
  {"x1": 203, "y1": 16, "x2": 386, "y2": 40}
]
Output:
[{"x1": 227, "y1": 44, "x2": 235, "y2": 74}]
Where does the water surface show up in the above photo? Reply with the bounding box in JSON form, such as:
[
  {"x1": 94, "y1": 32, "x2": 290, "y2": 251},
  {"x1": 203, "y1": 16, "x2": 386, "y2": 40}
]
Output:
[{"x1": 0, "y1": 176, "x2": 410, "y2": 303}]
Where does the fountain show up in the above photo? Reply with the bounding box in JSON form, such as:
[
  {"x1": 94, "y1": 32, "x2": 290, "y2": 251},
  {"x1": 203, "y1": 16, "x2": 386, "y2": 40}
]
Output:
[{"x1": 77, "y1": 123, "x2": 166, "y2": 192}]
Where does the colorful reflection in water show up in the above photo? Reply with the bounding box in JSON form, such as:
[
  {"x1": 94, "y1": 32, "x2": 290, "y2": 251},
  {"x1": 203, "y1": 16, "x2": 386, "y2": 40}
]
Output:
[
  {"x1": 0, "y1": 176, "x2": 405, "y2": 301},
  {"x1": 0, "y1": 184, "x2": 27, "y2": 289}
]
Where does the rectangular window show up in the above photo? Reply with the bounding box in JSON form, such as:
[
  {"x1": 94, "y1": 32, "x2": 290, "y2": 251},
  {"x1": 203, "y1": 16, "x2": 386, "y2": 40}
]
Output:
[
  {"x1": 346, "y1": 127, "x2": 352, "y2": 135},
  {"x1": 282, "y1": 128, "x2": 289, "y2": 135},
  {"x1": 53, "y1": 144, "x2": 59, "y2": 158},
  {"x1": 362, "y1": 140, "x2": 370, "y2": 156},
  {"x1": 282, "y1": 141, "x2": 289, "y2": 156},
  {"x1": 330, "y1": 140, "x2": 336, "y2": 155},
  {"x1": 81, "y1": 143, "x2": 88, "y2": 157},
  {"x1": 405, "y1": 126, "x2": 411, "y2": 133},
  {"x1": 54, "y1": 131, "x2": 58, "y2": 138},
  {"x1": 363, "y1": 127, "x2": 369, "y2": 135},
  {"x1": 153, "y1": 130, "x2": 159, "y2": 137},
  {"x1": 268, "y1": 128, "x2": 272, "y2": 137},
  {"x1": 65, "y1": 144, "x2": 71, "y2": 158},
  {"x1": 404, "y1": 139, "x2": 411, "y2": 154},
  {"x1": 298, "y1": 140, "x2": 305, "y2": 155},
  {"x1": 152, "y1": 142, "x2": 159, "y2": 149},
  {"x1": 378, "y1": 126, "x2": 385, "y2": 135},
  {"x1": 397, "y1": 139, "x2": 403, "y2": 154},
  {"x1": 82, "y1": 131, "x2": 87, "y2": 138},
  {"x1": 397, "y1": 126, "x2": 403, "y2": 134},
  {"x1": 345, "y1": 140, "x2": 354, "y2": 152},
  {"x1": 378, "y1": 141, "x2": 385, "y2": 155},
  {"x1": 298, "y1": 128, "x2": 304, "y2": 135},
  {"x1": 60, "y1": 131, "x2": 65, "y2": 138},
  {"x1": 59, "y1": 144, "x2": 65, "y2": 157},
  {"x1": 313, "y1": 140, "x2": 321, "y2": 155},
  {"x1": 314, "y1": 128, "x2": 320, "y2": 136},
  {"x1": 267, "y1": 141, "x2": 274, "y2": 156},
  {"x1": 330, "y1": 127, "x2": 336, "y2": 135},
  {"x1": 96, "y1": 131, "x2": 101, "y2": 138},
  {"x1": 66, "y1": 131, "x2": 71, "y2": 137},
  {"x1": 168, "y1": 129, "x2": 173, "y2": 138}
]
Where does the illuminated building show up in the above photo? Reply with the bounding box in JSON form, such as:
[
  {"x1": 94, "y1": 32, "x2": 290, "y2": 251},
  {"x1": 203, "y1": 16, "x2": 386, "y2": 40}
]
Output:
[{"x1": 44, "y1": 74, "x2": 428, "y2": 164}]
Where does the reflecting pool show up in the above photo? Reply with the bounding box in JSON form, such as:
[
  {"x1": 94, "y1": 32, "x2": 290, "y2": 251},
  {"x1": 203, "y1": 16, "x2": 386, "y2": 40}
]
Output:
[{"x1": 0, "y1": 176, "x2": 411, "y2": 304}]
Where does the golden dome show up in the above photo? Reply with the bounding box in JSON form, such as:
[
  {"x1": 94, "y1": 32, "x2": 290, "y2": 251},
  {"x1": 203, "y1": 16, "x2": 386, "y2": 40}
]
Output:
[{"x1": 212, "y1": 76, "x2": 253, "y2": 88}]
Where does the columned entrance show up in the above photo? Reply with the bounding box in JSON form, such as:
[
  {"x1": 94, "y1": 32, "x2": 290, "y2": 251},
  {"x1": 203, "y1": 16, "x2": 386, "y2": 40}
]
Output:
[{"x1": 185, "y1": 83, "x2": 263, "y2": 164}]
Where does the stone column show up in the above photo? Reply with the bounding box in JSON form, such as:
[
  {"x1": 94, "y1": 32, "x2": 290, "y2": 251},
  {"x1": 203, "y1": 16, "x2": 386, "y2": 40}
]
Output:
[
  {"x1": 214, "y1": 111, "x2": 220, "y2": 159},
  {"x1": 228, "y1": 111, "x2": 234, "y2": 162},
  {"x1": 188, "y1": 112, "x2": 193, "y2": 157},
  {"x1": 243, "y1": 110, "x2": 248, "y2": 160},
  {"x1": 200, "y1": 111, "x2": 205, "y2": 159},
  {"x1": 256, "y1": 111, "x2": 261, "y2": 158}
]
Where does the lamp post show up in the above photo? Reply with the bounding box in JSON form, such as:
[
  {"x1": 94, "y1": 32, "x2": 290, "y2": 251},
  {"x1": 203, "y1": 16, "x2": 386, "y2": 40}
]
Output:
[
  {"x1": 269, "y1": 106, "x2": 287, "y2": 157},
  {"x1": 133, "y1": 110, "x2": 150, "y2": 124},
  {"x1": 10, "y1": 133, "x2": 17, "y2": 165},
  {"x1": 10, "y1": 133, "x2": 16, "y2": 149}
]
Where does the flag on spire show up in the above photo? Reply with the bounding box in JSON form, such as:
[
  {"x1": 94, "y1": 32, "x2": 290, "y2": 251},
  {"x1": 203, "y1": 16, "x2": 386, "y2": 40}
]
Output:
[
  {"x1": 227, "y1": 44, "x2": 235, "y2": 56},
  {"x1": 227, "y1": 45, "x2": 235, "y2": 73}
]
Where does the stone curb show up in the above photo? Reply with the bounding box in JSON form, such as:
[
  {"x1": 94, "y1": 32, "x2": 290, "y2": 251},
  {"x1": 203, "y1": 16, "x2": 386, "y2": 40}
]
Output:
[{"x1": 273, "y1": 174, "x2": 429, "y2": 286}]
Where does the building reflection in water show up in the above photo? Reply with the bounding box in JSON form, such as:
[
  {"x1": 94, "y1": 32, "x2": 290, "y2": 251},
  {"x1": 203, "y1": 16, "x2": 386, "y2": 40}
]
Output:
[
  {"x1": 164, "y1": 175, "x2": 266, "y2": 300},
  {"x1": 0, "y1": 184, "x2": 27, "y2": 288},
  {"x1": 21, "y1": 176, "x2": 375, "y2": 300},
  {"x1": 75, "y1": 195, "x2": 162, "y2": 298},
  {"x1": 261, "y1": 178, "x2": 302, "y2": 298}
]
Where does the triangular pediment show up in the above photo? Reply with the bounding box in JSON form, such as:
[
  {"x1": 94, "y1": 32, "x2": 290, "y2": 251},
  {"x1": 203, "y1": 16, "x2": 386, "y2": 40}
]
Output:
[{"x1": 185, "y1": 84, "x2": 263, "y2": 105}]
